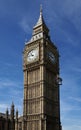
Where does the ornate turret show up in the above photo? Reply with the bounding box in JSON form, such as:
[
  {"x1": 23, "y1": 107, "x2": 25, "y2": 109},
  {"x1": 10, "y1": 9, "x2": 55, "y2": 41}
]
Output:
[
  {"x1": 11, "y1": 102, "x2": 15, "y2": 120},
  {"x1": 5, "y1": 108, "x2": 9, "y2": 130},
  {"x1": 15, "y1": 109, "x2": 18, "y2": 130},
  {"x1": 10, "y1": 102, "x2": 15, "y2": 130},
  {"x1": 16, "y1": 109, "x2": 18, "y2": 120},
  {"x1": 6, "y1": 108, "x2": 9, "y2": 119}
]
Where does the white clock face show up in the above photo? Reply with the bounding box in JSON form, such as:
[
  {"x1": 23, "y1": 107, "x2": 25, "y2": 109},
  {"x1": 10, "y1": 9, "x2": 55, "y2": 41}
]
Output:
[
  {"x1": 27, "y1": 49, "x2": 38, "y2": 62},
  {"x1": 48, "y1": 51, "x2": 55, "y2": 63}
]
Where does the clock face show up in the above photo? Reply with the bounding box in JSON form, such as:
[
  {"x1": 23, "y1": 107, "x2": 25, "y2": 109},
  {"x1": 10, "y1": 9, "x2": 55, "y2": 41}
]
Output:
[
  {"x1": 48, "y1": 51, "x2": 55, "y2": 63},
  {"x1": 27, "y1": 49, "x2": 39, "y2": 62}
]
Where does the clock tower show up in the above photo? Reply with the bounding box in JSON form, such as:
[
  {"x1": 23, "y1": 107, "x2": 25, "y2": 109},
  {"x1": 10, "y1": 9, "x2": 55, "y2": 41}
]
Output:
[{"x1": 23, "y1": 7, "x2": 62, "y2": 130}]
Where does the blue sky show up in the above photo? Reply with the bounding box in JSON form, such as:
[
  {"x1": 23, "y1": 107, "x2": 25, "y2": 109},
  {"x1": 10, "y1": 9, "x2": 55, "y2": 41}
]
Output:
[{"x1": 0, "y1": 0, "x2": 81, "y2": 130}]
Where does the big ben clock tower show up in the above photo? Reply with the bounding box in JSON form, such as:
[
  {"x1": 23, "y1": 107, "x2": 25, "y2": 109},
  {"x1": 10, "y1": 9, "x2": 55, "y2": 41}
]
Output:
[{"x1": 23, "y1": 7, "x2": 62, "y2": 130}]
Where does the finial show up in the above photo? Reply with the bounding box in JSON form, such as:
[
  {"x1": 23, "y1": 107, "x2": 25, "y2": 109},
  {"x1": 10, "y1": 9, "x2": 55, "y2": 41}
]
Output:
[{"x1": 40, "y1": 4, "x2": 43, "y2": 15}]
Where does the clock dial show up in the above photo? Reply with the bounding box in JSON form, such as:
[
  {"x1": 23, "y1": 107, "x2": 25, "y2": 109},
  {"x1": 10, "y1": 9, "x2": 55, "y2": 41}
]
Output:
[
  {"x1": 27, "y1": 49, "x2": 38, "y2": 62},
  {"x1": 48, "y1": 51, "x2": 55, "y2": 63}
]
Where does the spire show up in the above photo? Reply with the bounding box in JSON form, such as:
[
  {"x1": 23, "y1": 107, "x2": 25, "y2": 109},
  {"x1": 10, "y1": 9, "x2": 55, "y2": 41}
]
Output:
[
  {"x1": 11, "y1": 102, "x2": 15, "y2": 120},
  {"x1": 26, "y1": 5, "x2": 49, "y2": 44},
  {"x1": 33, "y1": 5, "x2": 45, "y2": 28},
  {"x1": 11, "y1": 102, "x2": 14, "y2": 107},
  {"x1": 40, "y1": 4, "x2": 43, "y2": 16},
  {"x1": 6, "y1": 108, "x2": 9, "y2": 119},
  {"x1": 16, "y1": 109, "x2": 18, "y2": 120}
]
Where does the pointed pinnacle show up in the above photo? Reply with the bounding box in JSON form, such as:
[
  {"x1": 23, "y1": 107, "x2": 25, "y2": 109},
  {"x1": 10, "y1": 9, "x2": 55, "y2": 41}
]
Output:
[{"x1": 40, "y1": 4, "x2": 43, "y2": 15}]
